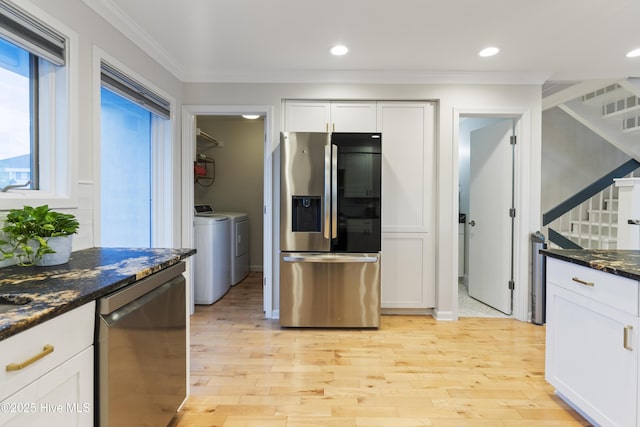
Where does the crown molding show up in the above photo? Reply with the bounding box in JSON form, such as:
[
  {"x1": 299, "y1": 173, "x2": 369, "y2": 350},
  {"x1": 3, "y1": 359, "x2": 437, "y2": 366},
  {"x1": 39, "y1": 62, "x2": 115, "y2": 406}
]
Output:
[
  {"x1": 80, "y1": 0, "x2": 185, "y2": 81},
  {"x1": 184, "y1": 69, "x2": 550, "y2": 85}
]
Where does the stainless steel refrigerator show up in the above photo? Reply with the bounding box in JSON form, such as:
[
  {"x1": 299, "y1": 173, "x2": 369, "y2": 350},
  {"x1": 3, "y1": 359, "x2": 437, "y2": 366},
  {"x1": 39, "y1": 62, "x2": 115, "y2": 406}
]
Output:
[{"x1": 279, "y1": 131, "x2": 382, "y2": 328}]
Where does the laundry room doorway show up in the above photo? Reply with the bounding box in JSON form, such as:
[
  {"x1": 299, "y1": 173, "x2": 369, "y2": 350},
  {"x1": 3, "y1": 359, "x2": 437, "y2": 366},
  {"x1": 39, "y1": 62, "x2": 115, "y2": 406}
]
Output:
[
  {"x1": 182, "y1": 105, "x2": 273, "y2": 318},
  {"x1": 194, "y1": 115, "x2": 263, "y2": 282}
]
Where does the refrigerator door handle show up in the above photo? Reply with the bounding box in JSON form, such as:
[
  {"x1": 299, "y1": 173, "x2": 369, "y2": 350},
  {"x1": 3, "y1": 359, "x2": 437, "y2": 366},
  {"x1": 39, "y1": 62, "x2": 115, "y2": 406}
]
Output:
[
  {"x1": 331, "y1": 144, "x2": 338, "y2": 239},
  {"x1": 324, "y1": 144, "x2": 332, "y2": 240},
  {"x1": 282, "y1": 254, "x2": 379, "y2": 263}
]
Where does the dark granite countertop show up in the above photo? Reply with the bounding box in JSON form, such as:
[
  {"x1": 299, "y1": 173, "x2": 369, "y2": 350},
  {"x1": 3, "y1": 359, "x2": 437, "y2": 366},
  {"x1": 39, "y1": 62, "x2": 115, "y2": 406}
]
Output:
[
  {"x1": 0, "y1": 247, "x2": 195, "y2": 341},
  {"x1": 541, "y1": 249, "x2": 640, "y2": 281}
]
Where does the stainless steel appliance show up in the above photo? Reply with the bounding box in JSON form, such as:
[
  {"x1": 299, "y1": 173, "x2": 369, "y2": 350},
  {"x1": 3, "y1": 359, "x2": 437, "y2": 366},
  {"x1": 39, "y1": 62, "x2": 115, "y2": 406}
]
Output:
[
  {"x1": 280, "y1": 132, "x2": 382, "y2": 328},
  {"x1": 96, "y1": 262, "x2": 186, "y2": 426}
]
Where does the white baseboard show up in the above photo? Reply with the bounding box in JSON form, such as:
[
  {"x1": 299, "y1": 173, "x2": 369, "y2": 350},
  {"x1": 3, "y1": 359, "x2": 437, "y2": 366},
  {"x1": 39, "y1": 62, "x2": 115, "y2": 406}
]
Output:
[{"x1": 432, "y1": 309, "x2": 455, "y2": 321}]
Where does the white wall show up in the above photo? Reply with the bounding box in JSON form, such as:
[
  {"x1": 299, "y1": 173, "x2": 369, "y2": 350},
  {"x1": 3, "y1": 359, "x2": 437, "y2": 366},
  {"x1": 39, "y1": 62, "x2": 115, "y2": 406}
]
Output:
[{"x1": 183, "y1": 82, "x2": 542, "y2": 320}]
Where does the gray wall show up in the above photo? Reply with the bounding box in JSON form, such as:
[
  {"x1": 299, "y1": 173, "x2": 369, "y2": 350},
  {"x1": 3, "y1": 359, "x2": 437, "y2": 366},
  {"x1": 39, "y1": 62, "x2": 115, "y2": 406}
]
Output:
[
  {"x1": 195, "y1": 116, "x2": 264, "y2": 270},
  {"x1": 541, "y1": 107, "x2": 630, "y2": 214}
]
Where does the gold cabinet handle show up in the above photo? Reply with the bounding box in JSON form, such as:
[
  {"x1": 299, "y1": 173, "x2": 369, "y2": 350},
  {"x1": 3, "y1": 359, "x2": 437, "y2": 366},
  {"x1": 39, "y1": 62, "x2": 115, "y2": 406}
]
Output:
[
  {"x1": 332, "y1": 123, "x2": 335, "y2": 132},
  {"x1": 6, "y1": 345, "x2": 54, "y2": 372},
  {"x1": 571, "y1": 277, "x2": 594, "y2": 287},
  {"x1": 624, "y1": 326, "x2": 634, "y2": 351},
  {"x1": 325, "y1": 123, "x2": 329, "y2": 132}
]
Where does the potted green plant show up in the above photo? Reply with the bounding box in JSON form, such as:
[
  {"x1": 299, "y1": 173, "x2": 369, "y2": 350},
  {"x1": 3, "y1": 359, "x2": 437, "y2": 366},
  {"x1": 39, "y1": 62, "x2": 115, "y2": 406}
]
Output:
[{"x1": 0, "y1": 205, "x2": 79, "y2": 266}]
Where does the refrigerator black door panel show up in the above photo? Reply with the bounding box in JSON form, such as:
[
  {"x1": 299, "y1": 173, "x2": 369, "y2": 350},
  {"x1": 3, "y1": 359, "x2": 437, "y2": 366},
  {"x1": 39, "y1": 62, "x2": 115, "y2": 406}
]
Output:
[{"x1": 332, "y1": 133, "x2": 382, "y2": 252}]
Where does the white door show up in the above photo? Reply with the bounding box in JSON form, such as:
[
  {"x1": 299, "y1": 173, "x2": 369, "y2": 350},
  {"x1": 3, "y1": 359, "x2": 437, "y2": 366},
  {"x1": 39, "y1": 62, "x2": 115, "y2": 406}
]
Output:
[{"x1": 468, "y1": 119, "x2": 514, "y2": 314}]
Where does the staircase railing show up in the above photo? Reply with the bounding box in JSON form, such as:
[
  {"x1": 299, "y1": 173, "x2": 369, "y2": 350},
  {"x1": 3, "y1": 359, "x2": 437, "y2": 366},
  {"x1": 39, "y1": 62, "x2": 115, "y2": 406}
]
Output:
[{"x1": 543, "y1": 159, "x2": 640, "y2": 249}]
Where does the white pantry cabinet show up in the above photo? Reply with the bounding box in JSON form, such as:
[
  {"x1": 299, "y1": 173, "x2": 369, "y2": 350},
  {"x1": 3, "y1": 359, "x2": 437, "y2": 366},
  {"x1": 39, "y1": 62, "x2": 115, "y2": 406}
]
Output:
[
  {"x1": 0, "y1": 302, "x2": 95, "y2": 427},
  {"x1": 283, "y1": 100, "x2": 436, "y2": 310},
  {"x1": 284, "y1": 100, "x2": 377, "y2": 132},
  {"x1": 377, "y1": 102, "x2": 435, "y2": 309},
  {"x1": 545, "y1": 257, "x2": 639, "y2": 427}
]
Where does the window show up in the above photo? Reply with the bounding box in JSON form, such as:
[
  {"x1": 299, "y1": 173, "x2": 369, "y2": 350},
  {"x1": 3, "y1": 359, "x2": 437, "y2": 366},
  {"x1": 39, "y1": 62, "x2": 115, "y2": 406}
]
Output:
[
  {"x1": 0, "y1": 2, "x2": 71, "y2": 207},
  {"x1": 100, "y1": 87, "x2": 152, "y2": 247},
  {"x1": 0, "y1": 37, "x2": 32, "y2": 189},
  {"x1": 99, "y1": 61, "x2": 171, "y2": 248}
]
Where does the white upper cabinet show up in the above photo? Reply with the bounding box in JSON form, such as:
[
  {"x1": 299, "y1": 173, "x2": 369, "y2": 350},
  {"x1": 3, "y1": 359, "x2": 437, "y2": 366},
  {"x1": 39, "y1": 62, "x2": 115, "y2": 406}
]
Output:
[
  {"x1": 284, "y1": 100, "x2": 377, "y2": 132},
  {"x1": 330, "y1": 102, "x2": 377, "y2": 132},
  {"x1": 377, "y1": 102, "x2": 435, "y2": 233},
  {"x1": 284, "y1": 101, "x2": 330, "y2": 132}
]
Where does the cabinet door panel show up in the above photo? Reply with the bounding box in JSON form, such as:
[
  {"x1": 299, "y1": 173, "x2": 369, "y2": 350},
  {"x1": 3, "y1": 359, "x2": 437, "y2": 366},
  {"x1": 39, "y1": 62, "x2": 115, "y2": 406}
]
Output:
[
  {"x1": 0, "y1": 302, "x2": 95, "y2": 401},
  {"x1": 330, "y1": 101, "x2": 377, "y2": 132},
  {"x1": 546, "y1": 283, "x2": 638, "y2": 427},
  {"x1": 378, "y1": 102, "x2": 435, "y2": 233},
  {"x1": 381, "y1": 233, "x2": 434, "y2": 309},
  {"x1": 0, "y1": 347, "x2": 93, "y2": 427},
  {"x1": 284, "y1": 101, "x2": 330, "y2": 132}
]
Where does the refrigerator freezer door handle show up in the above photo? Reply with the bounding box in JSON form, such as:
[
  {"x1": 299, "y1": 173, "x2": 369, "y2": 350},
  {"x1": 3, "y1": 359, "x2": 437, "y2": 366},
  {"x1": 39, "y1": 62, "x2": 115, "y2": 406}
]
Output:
[
  {"x1": 324, "y1": 144, "x2": 332, "y2": 240},
  {"x1": 331, "y1": 144, "x2": 338, "y2": 239},
  {"x1": 282, "y1": 254, "x2": 379, "y2": 263}
]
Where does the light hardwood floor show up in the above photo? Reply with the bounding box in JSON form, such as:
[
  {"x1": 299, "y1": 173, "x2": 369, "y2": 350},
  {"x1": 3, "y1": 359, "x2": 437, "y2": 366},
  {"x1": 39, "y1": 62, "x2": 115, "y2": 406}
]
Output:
[{"x1": 171, "y1": 273, "x2": 590, "y2": 427}]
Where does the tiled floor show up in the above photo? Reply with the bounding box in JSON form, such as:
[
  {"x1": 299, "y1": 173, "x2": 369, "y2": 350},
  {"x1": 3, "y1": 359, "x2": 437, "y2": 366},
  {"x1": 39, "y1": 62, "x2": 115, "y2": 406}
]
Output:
[{"x1": 457, "y1": 279, "x2": 511, "y2": 318}]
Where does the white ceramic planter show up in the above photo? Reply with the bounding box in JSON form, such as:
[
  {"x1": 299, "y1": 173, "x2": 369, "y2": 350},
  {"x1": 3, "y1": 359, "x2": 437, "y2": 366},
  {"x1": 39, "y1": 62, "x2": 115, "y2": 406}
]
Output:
[{"x1": 35, "y1": 235, "x2": 73, "y2": 266}]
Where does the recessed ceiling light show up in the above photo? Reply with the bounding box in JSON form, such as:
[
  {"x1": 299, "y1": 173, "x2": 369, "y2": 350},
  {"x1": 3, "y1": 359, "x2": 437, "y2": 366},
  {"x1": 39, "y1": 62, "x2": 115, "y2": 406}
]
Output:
[
  {"x1": 330, "y1": 45, "x2": 349, "y2": 56},
  {"x1": 479, "y1": 47, "x2": 500, "y2": 57},
  {"x1": 242, "y1": 114, "x2": 260, "y2": 120},
  {"x1": 627, "y1": 48, "x2": 640, "y2": 58}
]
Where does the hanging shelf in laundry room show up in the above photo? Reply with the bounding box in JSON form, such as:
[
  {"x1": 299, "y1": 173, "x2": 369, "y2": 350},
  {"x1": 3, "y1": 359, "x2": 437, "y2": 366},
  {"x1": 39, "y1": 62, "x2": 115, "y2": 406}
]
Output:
[
  {"x1": 194, "y1": 153, "x2": 215, "y2": 186},
  {"x1": 196, "y1": 128, "x2": 223, "y2": 146}
]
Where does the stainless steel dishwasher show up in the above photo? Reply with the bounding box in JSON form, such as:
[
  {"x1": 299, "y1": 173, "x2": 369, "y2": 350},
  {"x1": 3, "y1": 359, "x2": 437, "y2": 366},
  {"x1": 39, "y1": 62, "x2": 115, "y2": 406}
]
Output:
[{"x1": 96, "y1": 262, "x2": 186, "y2": 427}]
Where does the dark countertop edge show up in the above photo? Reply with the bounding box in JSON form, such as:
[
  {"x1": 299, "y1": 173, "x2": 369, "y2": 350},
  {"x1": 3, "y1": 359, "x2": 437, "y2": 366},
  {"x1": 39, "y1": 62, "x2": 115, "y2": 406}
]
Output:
[
  {"x1": 0, "y1": 249, "x2": 196, "y2": 342},
  {"x1": 540, "y1": 249, "x2": 640, "y2": 281}
]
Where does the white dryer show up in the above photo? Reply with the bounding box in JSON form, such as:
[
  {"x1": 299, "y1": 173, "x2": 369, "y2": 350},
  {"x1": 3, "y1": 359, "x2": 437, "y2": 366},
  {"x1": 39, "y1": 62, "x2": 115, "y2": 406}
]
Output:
[
  {"x1": 195, "y1": 204, "x2": 249, "y2": 286},
  {"x1": 193, "y1": 213, "x2": 231, "y2": 304}
]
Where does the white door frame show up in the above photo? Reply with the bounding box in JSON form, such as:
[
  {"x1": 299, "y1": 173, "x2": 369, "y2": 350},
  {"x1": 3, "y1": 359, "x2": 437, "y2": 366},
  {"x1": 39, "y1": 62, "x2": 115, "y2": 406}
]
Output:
[
  {"x1": 453, "y1": 107, "x2": 533, "y2": 322},
  {"x1": 181, "y1": 104, "x2": 274, "y2": 318}
]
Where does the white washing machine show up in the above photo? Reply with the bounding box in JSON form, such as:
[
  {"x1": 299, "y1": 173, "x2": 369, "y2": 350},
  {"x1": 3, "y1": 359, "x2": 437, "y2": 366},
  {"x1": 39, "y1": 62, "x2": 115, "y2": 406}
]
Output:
[
  {"x1": 193, "y1": 213, "x2": 231, "y2": 304},
  {"x1": 195, "y1": 204, "x2": 249, "y2": 286}
]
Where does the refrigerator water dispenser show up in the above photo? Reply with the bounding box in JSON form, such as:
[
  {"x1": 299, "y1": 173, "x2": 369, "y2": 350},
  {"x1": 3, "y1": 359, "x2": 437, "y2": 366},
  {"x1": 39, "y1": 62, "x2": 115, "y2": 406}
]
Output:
[{"x1": 291, "y1": 196, "x2": 321, "y2": 232}]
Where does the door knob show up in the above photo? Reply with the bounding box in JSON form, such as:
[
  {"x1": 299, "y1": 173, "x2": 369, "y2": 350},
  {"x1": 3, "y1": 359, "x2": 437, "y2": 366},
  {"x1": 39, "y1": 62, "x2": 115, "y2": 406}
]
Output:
[{"x1": 469, "y1": 220, "x2": 476, "y2": 227}]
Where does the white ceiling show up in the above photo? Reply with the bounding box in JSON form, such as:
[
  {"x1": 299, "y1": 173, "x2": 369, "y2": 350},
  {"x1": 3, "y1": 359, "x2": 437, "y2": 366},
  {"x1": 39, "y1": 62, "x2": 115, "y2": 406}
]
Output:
[{"x1": 83, "y1": 0, "x2": 640, "y2": 84}]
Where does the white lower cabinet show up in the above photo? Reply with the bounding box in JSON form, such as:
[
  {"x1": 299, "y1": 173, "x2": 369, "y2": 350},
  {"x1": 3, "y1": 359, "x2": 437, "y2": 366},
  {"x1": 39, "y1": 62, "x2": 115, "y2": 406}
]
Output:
[
  {"x1": 0, "y1": 347, "x2": 93, "y2": 427},
  {"x1": 0, "y1": 302, "x2": 95, "y2": 427},
  {"x1": 545, "y1": 258, "x2": 639, "y2": 427},
  {"x1": 381, "y1": 233, "x2": 433, "y2": 309}
]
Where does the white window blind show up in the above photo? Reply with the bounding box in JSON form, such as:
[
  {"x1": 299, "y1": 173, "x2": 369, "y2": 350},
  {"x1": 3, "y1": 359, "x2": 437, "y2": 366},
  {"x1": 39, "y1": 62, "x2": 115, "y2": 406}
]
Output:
[
  {"x1": 0, "y1": 1, "x2": 65, "y2": 66},
  {"x1": 101, "y1": 62, "x2": 171, "y2": 120}
]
